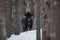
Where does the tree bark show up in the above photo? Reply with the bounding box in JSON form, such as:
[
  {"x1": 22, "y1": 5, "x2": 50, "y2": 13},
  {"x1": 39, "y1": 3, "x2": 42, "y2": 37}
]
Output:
[
  {"x1": 54, "y1": 0, "x2": 60, "y2": 40},
  {"x1": 0, "y1": 0, "x2": 7, "y2": 40},
  {"x1": 36, "y1": 0, "x2": 41, "y2": 40}
]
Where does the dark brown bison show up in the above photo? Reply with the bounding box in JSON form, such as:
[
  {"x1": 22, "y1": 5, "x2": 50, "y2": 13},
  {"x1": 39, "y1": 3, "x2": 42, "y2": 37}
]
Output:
[{"x1": 22, "y1": 12, "x2": 33, "y2": 31}]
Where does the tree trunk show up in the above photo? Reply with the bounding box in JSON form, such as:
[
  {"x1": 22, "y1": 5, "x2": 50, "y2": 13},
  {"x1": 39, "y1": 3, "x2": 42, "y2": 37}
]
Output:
[
  {"x1": 54, "y1": 0, "x2": 60, "y2": 40},
  {"x1": 36, "y1": 0, "x2": 41, "y2": 40},
  {"x1": 0, "y1": 0, "x2": 7, "y2": 40}
]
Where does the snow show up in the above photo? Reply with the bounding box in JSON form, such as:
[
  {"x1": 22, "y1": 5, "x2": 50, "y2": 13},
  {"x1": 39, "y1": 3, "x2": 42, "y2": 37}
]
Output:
[{"x1": 7, "y1": 29, "x2": 42, "y2": 40}]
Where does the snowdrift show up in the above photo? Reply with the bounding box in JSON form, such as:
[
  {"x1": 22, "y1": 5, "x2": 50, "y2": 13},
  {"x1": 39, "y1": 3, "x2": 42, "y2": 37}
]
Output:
[{"x1": 7, "y1": 29, "x2": 42, "y2": 40}]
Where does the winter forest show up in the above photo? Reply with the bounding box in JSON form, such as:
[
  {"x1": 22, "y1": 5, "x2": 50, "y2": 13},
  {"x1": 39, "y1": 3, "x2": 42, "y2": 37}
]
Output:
[{"x1": 0, "y1": 0, "x2": 60, "y2": 40}]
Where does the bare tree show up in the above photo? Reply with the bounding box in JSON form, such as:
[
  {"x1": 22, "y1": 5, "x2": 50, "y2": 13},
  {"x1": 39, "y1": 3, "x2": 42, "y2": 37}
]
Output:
[
  {"x1": 36, "y1": 0, "x2": 41, "y2": 40},
  {"x1": 53, "y1": 0, "x2": 60, "y2": 40},
  {"x1": 0, "y1": 0, "x2": 7, "y2": 40}
]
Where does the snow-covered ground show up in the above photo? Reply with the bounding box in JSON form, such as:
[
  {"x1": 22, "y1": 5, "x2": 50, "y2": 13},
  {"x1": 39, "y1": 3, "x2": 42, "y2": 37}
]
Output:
[{"x1": 7, "y1": 29, "x2": 42, "y2": 40}]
